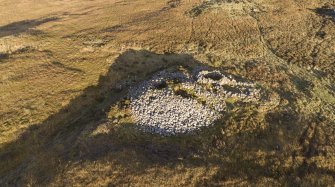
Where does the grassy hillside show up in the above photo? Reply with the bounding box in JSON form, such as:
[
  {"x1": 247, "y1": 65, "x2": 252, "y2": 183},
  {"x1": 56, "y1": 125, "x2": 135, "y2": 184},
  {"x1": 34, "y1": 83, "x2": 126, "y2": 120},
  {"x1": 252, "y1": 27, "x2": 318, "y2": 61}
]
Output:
[{"x1": 0, "y1": 0, "x2": 334, "y2": 186}]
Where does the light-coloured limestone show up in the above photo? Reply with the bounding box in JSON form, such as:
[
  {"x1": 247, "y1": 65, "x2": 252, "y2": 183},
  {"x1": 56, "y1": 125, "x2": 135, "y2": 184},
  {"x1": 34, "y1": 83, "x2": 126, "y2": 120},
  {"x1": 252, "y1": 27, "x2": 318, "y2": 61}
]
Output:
[{"x1": 128, "y1": 66, "x2": 261, "y2": 135}]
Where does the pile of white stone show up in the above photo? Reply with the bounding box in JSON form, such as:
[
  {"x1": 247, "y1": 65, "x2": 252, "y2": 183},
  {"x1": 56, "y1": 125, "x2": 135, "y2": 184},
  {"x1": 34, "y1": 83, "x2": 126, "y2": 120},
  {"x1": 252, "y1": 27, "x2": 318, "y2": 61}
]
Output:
[{"x1": 128, "y1": 66, "x2": 261, "y2": 135}]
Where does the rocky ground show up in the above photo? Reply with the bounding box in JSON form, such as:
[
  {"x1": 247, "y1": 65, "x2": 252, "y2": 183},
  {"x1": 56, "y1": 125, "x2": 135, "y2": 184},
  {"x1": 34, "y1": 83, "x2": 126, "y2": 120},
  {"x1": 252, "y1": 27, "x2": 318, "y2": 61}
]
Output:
[
  {"x1": 0, "y1": 0, "x2": 334, "y2": 186},
  {"x1": 128, "y1": 66, "x2": 261, "y2": 135}
]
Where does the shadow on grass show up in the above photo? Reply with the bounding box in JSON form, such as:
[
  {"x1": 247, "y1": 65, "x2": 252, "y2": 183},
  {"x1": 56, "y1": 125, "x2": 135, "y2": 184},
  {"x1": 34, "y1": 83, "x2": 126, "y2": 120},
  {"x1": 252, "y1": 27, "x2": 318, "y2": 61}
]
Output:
[
  {"x1": 0, "y1": 53, "x2": 9, "y2": 61},
  {"x1": 313, "y1": 7, "x2": 335, "y2": 22},
  {"x1": 0, "y1": 17, "x2": 60, "y2": 38},
  {"x1": 0, "y1": 49, "x2": 210, "y2": 185},
  {"x1": 0, "y1": 50, "x2": 333, "y2": 186}
]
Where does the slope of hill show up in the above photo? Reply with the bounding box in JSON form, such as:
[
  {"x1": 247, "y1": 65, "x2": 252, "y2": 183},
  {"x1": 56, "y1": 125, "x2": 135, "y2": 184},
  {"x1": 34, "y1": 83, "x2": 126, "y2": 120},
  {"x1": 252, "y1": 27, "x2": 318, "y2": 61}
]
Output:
[{"x1": 0, "y1": 0, "x2": 334, "y2": 186}]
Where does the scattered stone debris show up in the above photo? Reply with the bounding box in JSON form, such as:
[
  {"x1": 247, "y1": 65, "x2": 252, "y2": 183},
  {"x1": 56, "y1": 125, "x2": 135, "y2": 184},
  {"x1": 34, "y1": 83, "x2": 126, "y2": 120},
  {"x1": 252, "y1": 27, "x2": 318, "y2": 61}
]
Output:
[
  {"x1": 128, "y1": 66, "x2": 261, "y2": 135},
  {"x1": 187, "y1": 0, "x2": 252, "y2": 17},
  {"x1": 167, "y1": 0, "x2": 181, "y2": 8}
]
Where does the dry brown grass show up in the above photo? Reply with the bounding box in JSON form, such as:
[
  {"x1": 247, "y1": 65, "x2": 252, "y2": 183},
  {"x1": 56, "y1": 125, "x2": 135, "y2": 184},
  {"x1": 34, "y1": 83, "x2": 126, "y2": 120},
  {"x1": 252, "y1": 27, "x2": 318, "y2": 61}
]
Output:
[{"x1": 0, "y1": 0, "x2": 334, "y2": 186}]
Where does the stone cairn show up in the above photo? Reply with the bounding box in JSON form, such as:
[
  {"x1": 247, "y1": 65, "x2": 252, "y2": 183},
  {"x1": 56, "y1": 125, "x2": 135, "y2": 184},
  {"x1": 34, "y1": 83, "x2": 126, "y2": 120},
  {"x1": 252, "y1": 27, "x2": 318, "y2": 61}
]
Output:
[{"x1": 128, "y1": 66, "x2": 261, "y2": 135}]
